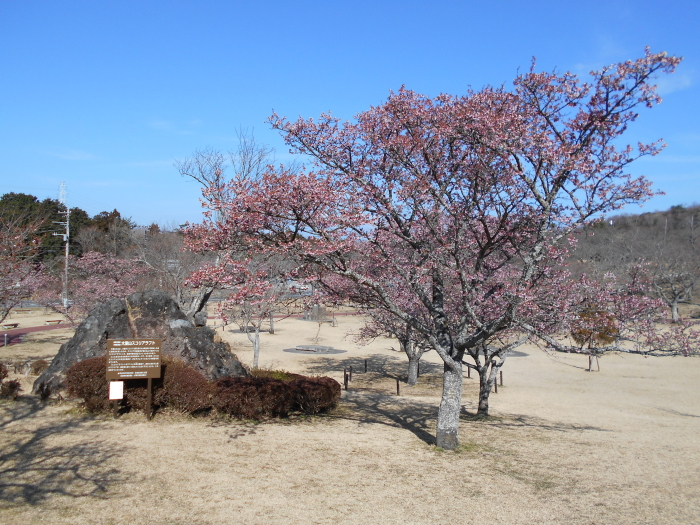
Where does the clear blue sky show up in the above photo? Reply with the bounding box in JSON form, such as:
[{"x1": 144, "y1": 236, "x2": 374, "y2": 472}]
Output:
[{"x1": 1, "y1": 1, "x2": 697, "y2": 226}]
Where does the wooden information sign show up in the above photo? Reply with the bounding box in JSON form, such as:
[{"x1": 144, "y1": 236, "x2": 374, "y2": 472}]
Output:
[
  {"x1": 106, "y1": 339, "x2": 162, "y2": 420},
  {"x1": 106, "y1": 338, "x2": 162, "y2": 380}
]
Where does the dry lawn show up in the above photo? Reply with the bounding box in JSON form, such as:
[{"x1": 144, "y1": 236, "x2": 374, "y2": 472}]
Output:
[{"x1": 1, "y1": 311, "x2": 699, "y2": 524}]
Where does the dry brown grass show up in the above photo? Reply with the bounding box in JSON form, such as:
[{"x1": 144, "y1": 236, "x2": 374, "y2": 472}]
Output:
[{"x1": 0, "y1": 310, "x2": 699, "y2": 524}]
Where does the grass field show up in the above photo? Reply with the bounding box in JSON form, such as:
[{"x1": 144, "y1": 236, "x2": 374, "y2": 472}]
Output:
[{"x1": 1, "y1": 310, "x2": 699, "y2": 524}]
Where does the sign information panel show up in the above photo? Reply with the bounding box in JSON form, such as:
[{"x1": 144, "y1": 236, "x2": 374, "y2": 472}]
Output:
[
  {"x1": 109, "y1": 381, "x2": 124, "y2": 400},
  {"x1": 106, "y1": 339, "x2": 162, "y2": 380}
]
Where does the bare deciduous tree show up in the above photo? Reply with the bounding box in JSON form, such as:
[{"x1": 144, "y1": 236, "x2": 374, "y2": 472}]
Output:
[
  {"x1": 136, "y1": 225, "x2": 216, "y2": 318},
  {"x1": 175, "y1": 128, "x2": 281, "y2": 320}
]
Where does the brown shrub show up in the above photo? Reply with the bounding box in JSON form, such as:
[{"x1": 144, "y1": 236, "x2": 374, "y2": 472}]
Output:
[
  {"x1": 122, "y1": 378, "x2": 151, "y2": 410},
  {"x1": 29, "y1": 359, "x2": 50, "y2": 376},
  {"x1": 62, "y1": 356, "x2": 340, "y2": 419},
  {"x1": 0, "y1": 379, "x2": 22, "y2": 400},
  {"x1": 0, "y1": 363, "x2": 7, "y2": 382},
  {"x1": 64, "y1": 356, "x2": 110, "y2": 412},
  {"x1": 212, "y1": 377, "x2": 293, "y2": 419},
  {"x1": 212, "y1": 375, "x2": 340, "y2": 418},
  {"x1": 64, "y1": 356, "x2": 211, "y2": 415},
  {"x1": 290, "y1": 377, "x2": 341, "y2": 414},
  {"x1": 156, "y1": 358, "x2": 211, "y2": 413},
  {"x1": 250, "y1": 368, "x2": 304, "y2": 382}
]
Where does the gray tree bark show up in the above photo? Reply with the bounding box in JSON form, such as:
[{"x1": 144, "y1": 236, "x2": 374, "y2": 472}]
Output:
[
  {"x1": 671, "y1": 299, "x2": 680, "y2": 323},
  {"x1": 436, "y1": 360, "x2": 463, "y2": 449},
  {"x1": 247, "y1": 328, "x2": 261, "y2": 369},
  {"x1": 399, "y1": 337, "x2": 426, "y2": 386},
  {"x1": 184, "y1": 286, "x2": 214, "y2": 322},
  {"x1": 407, "y1": 354, "x2": 420, "y2": 386},
  {"x1": 473, "y1": 349, "x2": 506, "y2": 416}
]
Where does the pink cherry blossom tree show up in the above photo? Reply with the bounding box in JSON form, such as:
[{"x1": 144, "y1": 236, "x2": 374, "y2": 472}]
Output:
[
  {"x1": 187, "y1": 254, "x2": 300, "y2": 368},
  {"x1": 186, "y1": 49, "x2": 681, "y2": 449},
  {"x1": 0, "y1": 215, "x2": 42, "y2": 324},
  {"x1": 35, "y1": 252, "x2": 148, "y2": 324},
  {"x1": 355, "y1": 307, "x2": 431, "y2": 386}
]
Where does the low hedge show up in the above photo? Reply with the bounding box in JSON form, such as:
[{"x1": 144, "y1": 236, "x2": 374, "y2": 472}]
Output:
[{"x1": 64, "y1": 358, "x2": 340, "y2": 418}]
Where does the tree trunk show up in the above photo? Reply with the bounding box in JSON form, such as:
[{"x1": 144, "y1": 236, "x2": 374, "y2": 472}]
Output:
[
  {"x1": 436, "y1": 361, "x2": 463, "y2": 450},
  {"x1": 476, "y1": 357, "x2": 504, "y2": 416},
  {"x1": 407, "y1": 354, "x2": 420, "y2": 386},
  {"x1": 671, "y1": 299, "x2": 680, "y2": 323},
  {"x1": 184, "y1": 286, "x2": 214, "y2": 321},
  {"x1": 246, "y1": 328, "x2": 261, "y2": 369},
  {"x1": 269, "y1": 311, "x2": 275, "y2": 334},
  {"x1": 253, "y1": 330, "x2": 260, "y2": 368},
  {"x1": 477, "y1": 365, "x2": 492, "y2": 416},
  {"x1": 399, "y1": 337, "x2": 426, "y2": 386}
]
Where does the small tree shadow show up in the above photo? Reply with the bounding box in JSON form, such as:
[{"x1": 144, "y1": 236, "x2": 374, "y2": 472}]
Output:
[
  {"x1": 0, "y1": 398, "x2": 125, "y2": 507},
  {"x1": 459, "y1": 407, "x2": 611, "y2": 433},
  {"x1": 335, "y1": 392, "x2": 438, "y2": 445},
  {"x1": 302, "y1": 353, "x2": 442, "y2": 380}
]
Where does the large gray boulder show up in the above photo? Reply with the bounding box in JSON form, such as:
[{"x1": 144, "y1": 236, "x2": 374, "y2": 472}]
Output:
[{"x1": 33, "y1": 290, "x2": 247, "y2": 394}]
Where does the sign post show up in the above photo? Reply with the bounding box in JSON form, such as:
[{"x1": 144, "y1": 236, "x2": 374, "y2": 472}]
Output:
[
  {"x1": 106, "y1": 339, "x2": 162, "y2": 420},
  {"x1": 109, "y1": 381, "x2": 124, "y2": 419}
]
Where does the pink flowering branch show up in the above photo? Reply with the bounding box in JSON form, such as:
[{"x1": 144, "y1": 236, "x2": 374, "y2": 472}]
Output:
[{"x1": 185, "y1": 50, "x2": 682, "y2": 449}]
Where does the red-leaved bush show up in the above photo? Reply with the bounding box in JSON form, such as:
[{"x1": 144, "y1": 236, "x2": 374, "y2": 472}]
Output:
[
  {"x1": 290, "y1": 377, "x2": 341, "y2": 415},
  {"x1": 212, "y1": 377, "x2": 293, "y2": 418},
  {"x1": 156, "y1": 358, "x2": 211, "y2": 413},
  {"x1": 64, "y1": 357, "x2": 340, "y2": 418},
  {"x1": 65, "y1": 356, "x2": 111, "y2": 411}
]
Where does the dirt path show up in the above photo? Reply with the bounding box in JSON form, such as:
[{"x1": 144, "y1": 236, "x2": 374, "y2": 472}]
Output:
[{"x1": 1, "y1": 324, "x2": 71, "y2": 347}]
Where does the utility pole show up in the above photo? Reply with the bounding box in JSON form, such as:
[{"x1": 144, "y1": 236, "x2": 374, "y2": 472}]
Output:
[{"x1": 53, "y1": 182, "x2": 70, "y2": 309}]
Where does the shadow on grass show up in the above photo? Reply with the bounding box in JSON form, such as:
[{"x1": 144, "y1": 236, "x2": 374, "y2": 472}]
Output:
[
  {"x1": 333, "y1": 391, "x2": 438, "y2": 445},
  {"x1": 459, "y1": 407, "x2": 611, "y2": 433},
  {"x1": 0, "y1": 397, "x2": 125, "y2": 507},
  {"x1": 302, "y1": 352, "x2": 443, "y2": 380}
]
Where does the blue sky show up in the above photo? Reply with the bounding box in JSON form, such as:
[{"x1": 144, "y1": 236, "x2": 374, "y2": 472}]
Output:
[{"x1": 0, "y1": 1, "x2": 697, "y2": 226}]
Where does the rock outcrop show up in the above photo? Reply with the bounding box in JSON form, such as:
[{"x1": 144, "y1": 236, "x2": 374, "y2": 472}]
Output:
[{"x1": 33, "y1": 290, "x2": 247, "y2": 394}]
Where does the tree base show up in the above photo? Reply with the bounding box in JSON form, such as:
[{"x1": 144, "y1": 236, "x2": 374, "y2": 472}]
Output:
[{"x1": 436, "y1": 428, "x2": 459, "y2": 450}]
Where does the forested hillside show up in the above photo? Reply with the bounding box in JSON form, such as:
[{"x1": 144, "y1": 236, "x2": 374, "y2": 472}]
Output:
[{"x1": 574, "y1": 204, "x2": 700, "y2": 320}]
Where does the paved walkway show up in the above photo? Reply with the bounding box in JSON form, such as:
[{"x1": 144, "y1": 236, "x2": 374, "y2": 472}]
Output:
[{"x1": 0, "y1": 323, "x2": 71, "y2": 347}]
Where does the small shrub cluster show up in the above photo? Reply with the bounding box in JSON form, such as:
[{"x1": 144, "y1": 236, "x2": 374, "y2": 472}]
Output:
[
  {"x1": 30, "y1": 360, "x2": 50, "y2": 376},
  {"x1": 290, "y1": 377, "x2": 341, "y2": 415},
  {"x1": 213, "y1": 377, "x2": 293, "y2": 418},
  {"x1": 64, "y1": 356, "x2": 110, "y2": 411},
  {"x1": 0, "y1": 362, "x2": 23, "y2": 400},
  {"x1": 156, "y1": 359, "x2": 211, "y2": 413},
  {"x1": 64, "y1": 358, "x2": 340, "y2": 419},
  {"x1": 1, "y1": 380, "x2": 22, "y2": 400}
]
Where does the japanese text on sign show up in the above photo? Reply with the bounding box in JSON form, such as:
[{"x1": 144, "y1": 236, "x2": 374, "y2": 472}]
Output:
[{"x1": 106, "y1": 339, "x2": 162, "y2": 380}]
